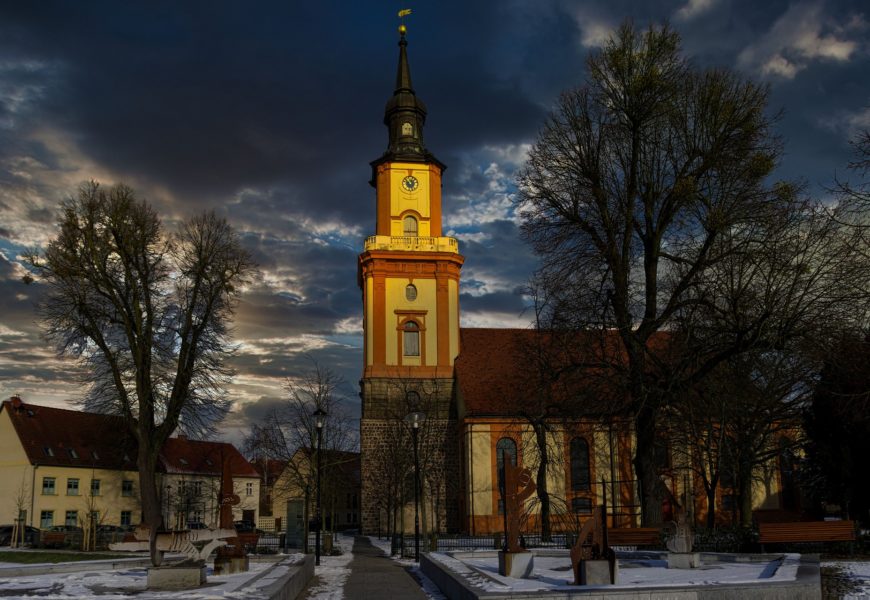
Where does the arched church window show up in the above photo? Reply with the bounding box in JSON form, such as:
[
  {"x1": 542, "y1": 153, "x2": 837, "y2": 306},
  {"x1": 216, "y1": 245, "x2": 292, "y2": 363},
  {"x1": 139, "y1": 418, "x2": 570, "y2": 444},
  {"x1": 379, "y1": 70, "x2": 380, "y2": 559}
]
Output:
[
  {"x1": 496, "y1": 437, "x2": 517, "y2": 515},
  {"x1": 403, "y1": 215, "x2": 418, "y2": 236},
  {"x1": 496, "y1": 437, "x2": 517, "y2": 472},
  {"x1": 570, "y1": 437, "x2": 591, "y2": 491},
  {"x1": 403, "y1": 321, "x2": 420, "y2": 357},
  {"x1": 405, "y1": 284, "x2": 417, "y2": 301},
  {"x1": 401, "y1": 121, "x2": 414, "y2": 136}
]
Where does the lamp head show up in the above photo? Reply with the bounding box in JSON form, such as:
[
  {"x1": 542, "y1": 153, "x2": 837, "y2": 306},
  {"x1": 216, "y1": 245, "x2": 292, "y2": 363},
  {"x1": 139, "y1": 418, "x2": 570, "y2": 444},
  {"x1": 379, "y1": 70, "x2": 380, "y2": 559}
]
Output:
[
  {"x1": 405, "y1": 410, "x2": 426, "y2": 429},
  {"x1": 313, "y1": 408, "x2": 327, "y2": 430}
]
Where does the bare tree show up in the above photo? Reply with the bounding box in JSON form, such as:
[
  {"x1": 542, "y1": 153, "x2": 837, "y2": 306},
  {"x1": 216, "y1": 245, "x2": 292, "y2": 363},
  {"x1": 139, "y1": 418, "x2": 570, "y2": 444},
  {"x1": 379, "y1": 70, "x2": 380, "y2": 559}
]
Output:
[
  {"x1": 25, "y1": 181, "x2": 255, "y2": 564},
  {"x1": 10, "y1": 470, "x2": 30, "y2": 548},
  {"x1": 517, "y1": 23, "x2": 866, "y2": 525},
  {"x1": 243, "y1": 358, "x2": 356, "y2": 533}
]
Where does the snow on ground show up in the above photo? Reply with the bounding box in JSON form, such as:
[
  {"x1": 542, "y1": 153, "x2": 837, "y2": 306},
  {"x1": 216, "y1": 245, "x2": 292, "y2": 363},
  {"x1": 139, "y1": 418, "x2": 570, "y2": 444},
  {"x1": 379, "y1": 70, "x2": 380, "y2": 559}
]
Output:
[
  {"x1": 0, "y1": 557, "x2": 282, "y2": 598},
  {"x1": 822, "y1": 560, "x2": 870, "y2": 599},
  {"x1": 298, "y1": 533, "x2": 355, "y2": 600},
  {"x1": 428, "y1": 552, "x2": 802, "y2": 593}
]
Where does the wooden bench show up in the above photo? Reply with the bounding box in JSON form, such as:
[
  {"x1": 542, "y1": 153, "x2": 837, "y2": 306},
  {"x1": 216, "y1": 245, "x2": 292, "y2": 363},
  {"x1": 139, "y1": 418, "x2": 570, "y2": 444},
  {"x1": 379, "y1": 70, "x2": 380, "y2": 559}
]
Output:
[
  {"x1": 42, "y1": 532, "x2": 67, "y2": 548},
  {"x1": 758, "y1": 520, "x2": 855, "y2": 550},
  {"x1": 607, "y1": 527, "x2": 662, "y2": 547}
]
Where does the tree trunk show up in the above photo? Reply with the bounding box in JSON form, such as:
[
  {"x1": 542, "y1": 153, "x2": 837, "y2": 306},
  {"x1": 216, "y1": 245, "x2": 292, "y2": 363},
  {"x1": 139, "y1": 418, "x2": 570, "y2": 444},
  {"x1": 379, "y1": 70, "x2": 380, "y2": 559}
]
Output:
[
  {"x1": 533, "y1": 423, "x2": 551, "y2": 541},
  {"x1": 138, "y1": 445, "x2": 164, "y2": 567},
  {"x1": 705, "y1": 486, "x2": 717, "y2": 529},
  {"x1": 634, "y1": 405, "x2": 667, "y2": 526},
  {"x1": 737, "y1": 462, "x2": 754, "y2": 528}
]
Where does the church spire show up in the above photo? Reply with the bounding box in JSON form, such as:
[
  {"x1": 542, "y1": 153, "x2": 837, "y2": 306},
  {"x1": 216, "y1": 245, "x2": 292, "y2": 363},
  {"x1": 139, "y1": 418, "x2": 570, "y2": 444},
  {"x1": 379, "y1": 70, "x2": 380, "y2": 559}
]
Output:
[{"x1": 371, "y1": 24, "x2": 444, "y2": 183}]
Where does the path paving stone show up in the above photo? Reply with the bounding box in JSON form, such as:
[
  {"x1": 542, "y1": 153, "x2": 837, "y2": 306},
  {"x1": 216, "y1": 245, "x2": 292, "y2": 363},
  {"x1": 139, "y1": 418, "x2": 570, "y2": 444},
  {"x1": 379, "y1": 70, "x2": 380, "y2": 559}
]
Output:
[{"x1": 297, "y1": 536, "x2": 429, "y2": 600}]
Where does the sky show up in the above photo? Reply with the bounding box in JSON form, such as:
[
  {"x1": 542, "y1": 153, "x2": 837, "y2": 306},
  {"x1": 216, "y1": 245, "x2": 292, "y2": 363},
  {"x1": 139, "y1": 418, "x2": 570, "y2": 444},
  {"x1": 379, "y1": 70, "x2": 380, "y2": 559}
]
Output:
[{"x1": 0, "y1": 0, "x2": 867, "y2": 447}]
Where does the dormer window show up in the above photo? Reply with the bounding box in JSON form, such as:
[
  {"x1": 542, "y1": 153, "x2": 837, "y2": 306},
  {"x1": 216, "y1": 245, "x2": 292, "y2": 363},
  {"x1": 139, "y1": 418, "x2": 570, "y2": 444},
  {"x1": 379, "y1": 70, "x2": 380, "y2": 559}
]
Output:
[
  {"x1": 92, "y1": 451, "x2": 100, "y2": 460},
  {"x1": 67, "y1": 448, "x2": 79, "y2": 459},
  {"x1": 43, "y1": 446, "x2": 54, "y2": 457},
  {"x1": 179, "y1": 458, "x2": 188, "y2": 465}
]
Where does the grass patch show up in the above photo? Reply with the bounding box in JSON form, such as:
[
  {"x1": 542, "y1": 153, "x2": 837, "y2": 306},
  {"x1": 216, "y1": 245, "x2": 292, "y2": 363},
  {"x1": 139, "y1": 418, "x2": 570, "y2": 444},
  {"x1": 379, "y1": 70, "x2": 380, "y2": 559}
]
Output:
[{"x1": 0, "y1": 551, "x2": 135, "y2": 564}]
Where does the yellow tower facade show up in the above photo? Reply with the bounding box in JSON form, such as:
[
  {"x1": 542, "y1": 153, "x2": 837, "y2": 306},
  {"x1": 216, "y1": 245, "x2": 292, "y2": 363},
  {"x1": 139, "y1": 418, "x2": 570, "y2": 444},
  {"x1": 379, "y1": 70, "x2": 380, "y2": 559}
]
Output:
[{"x1": 358, "y1": 27, "x2": 463, "y2": 534}]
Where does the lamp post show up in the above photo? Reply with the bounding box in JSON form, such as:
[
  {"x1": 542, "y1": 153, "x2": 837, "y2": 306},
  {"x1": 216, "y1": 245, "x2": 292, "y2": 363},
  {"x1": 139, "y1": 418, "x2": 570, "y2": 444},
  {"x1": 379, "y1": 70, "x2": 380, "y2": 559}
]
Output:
[
  {"x1": 405, "y1": 410, "x2": 425, "y2": 561},
  {"x1": 313, "y1": 408, "x2": 327, "y2": 566}
]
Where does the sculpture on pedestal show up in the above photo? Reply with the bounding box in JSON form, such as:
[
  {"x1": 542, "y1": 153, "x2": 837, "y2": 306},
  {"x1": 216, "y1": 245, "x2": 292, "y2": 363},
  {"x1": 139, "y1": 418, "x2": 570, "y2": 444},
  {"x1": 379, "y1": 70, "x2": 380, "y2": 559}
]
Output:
[
  {"x1": 569, "y1": 506, "x2": 617, "y2": 585},
  {"x1": 498, "y1": 462, "x2": 536, "y2": 577}
]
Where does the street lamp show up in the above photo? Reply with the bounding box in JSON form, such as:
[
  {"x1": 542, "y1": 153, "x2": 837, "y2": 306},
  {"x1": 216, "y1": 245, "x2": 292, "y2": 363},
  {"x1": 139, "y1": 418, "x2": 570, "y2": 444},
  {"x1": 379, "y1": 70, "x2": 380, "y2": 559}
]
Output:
[
  {"x1": 313, "y1": 407, "x2": 327, "y2": 566},
  {"x1": 405, "y1": 409, "x2": 426, "y2": 561}
]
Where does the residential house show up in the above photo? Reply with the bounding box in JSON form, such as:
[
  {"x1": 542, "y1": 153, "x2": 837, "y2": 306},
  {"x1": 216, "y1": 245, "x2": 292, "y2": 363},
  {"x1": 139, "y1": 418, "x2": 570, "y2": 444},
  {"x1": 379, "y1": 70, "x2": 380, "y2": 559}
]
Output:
[{"x1": 0, "y1": 396, "x2": 259, "y2": 530}]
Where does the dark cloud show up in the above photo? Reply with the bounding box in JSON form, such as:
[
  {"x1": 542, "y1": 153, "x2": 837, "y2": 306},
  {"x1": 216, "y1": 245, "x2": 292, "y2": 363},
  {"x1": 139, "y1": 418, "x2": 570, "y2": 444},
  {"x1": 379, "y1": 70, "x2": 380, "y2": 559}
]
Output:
[{"x1": 1, "y1": 0, "x2": 868, "y2": 440}]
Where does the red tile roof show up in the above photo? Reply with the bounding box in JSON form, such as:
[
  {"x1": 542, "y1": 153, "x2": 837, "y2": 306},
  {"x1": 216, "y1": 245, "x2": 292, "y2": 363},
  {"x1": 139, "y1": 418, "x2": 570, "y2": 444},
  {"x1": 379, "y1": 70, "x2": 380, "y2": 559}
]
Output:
[
  {"x1": 2, "y1": 399, "x2": 138, "y2": 470},
  {"x1": 456, "y1": 328, "x2": 664, "y2": 416},
  {"x1": 161, "y1": 436, "x2": 259, "y2": 478},
  {"x1": 252, "y1": 458, "x2": 287, "y2": 483},
  {"x1": 1, "y1": 399, "x2": 256, "y2": 478}
]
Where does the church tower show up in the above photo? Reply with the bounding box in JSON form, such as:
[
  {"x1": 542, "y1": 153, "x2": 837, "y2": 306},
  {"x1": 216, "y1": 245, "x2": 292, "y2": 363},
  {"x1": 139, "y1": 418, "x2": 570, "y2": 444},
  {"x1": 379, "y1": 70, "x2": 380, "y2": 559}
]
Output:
[{"x1": 358, "y1": 25, "x2": 463, "y2": 534}]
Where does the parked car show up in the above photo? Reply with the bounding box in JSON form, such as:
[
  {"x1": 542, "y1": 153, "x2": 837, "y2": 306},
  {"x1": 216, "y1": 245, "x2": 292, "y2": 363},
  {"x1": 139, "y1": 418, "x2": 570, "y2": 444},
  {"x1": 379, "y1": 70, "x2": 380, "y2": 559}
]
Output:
[
  {"x1": 0, "y1": 524, "x2": 40, "y2": 546},
  {"x1": 233, "y1": 520, "x2": 263, "y2": 533},
  {"x1": 48, "y1": 525, "x2": 83, "y2": 532}
]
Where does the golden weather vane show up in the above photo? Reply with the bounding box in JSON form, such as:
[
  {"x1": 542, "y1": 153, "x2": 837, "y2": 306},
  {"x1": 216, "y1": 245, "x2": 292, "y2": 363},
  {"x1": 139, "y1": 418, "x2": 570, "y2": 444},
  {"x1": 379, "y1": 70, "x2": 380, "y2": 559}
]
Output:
[{"x1": 398, "y1": 8, "x2": 412, "y2": 35}]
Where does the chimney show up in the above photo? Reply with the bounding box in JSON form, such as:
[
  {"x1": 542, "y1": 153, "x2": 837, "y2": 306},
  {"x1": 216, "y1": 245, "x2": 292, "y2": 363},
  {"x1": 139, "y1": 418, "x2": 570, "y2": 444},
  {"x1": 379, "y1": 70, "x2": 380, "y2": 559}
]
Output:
[{"x1": 10, "y1": 395, "x2": 22, "y2": 409}]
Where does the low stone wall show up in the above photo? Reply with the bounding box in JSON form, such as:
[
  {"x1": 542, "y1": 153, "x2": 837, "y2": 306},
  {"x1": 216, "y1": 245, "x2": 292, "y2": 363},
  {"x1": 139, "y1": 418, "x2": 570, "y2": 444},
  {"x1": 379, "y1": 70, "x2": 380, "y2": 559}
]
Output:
[
  {"x1": 252, "y1": 554, "x2": 315, "y2": 600},
  {"x1": 421, "y1": 551, "x2": 822, "y2": 600}
]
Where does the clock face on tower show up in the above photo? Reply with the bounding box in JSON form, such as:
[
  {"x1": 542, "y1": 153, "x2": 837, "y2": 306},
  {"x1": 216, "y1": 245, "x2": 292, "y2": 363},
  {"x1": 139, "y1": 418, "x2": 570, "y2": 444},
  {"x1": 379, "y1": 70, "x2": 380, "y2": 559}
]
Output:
[{"x1": 401, "y1": 175, "x2": 419, "y2": 193}]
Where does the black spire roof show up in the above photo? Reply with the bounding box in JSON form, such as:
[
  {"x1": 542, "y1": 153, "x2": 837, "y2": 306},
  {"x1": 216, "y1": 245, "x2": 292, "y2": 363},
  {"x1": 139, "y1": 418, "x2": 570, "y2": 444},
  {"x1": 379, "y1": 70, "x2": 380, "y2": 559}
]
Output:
[{"x1": 370, "y1": 26, "x2": 444, "y2": 185}]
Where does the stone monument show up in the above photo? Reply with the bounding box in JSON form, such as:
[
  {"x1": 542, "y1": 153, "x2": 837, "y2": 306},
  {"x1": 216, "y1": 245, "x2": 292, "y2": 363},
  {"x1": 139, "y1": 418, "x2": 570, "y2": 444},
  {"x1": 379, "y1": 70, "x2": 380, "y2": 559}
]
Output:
[
  {"x1": 214, "y1": 454, "x2": 250, "y2": 575},
  {"x1": 666, "y1": 505, "x2": 700, "y2": 569}
]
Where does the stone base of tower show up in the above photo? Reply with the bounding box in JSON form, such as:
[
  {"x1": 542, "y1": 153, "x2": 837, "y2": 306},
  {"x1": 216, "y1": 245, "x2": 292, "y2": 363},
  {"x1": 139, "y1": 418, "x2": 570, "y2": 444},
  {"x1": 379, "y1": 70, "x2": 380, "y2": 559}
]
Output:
[{"x1": 359, "y1": 377, "x2": 461, "y2": 535}]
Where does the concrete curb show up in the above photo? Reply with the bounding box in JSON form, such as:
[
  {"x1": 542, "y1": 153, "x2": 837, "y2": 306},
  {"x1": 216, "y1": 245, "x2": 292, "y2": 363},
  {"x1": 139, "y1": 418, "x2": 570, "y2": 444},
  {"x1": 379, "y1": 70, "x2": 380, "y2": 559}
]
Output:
[{"x1": 0, "y1": 555, "x2": 158, "y2": 577}]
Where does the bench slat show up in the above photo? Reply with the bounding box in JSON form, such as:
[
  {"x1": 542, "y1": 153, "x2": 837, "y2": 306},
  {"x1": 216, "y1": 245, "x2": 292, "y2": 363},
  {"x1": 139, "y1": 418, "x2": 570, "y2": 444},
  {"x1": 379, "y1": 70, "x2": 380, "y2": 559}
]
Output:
[{"x1": 758, "y1": 520, "x2": 855, "y2": 543}]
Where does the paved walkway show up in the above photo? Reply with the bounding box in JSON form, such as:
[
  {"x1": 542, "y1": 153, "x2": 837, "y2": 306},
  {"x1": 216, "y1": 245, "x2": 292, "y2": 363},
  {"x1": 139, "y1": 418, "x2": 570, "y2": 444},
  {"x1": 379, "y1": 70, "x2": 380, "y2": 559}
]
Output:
[{"x1": 298, "y1": 536, "x2": 429, "y2": 600}]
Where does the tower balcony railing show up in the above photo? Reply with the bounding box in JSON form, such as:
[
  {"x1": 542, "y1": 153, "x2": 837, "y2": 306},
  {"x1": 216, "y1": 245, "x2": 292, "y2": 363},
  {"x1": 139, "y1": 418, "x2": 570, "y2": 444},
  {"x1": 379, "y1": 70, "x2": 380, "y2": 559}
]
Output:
[{"x1": 363, "y1": 235, "x2": 460, "y2": 253}]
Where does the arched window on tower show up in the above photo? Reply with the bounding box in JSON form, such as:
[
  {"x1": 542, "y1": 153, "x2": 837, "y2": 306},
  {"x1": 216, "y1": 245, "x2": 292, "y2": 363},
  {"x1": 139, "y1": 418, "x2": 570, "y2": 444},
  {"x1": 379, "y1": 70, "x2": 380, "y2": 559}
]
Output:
[
  {"x1": 570, "y1": 437, "x2": 591, "y2": 491},
  {"x1": 403, "y1": 215, "x2": 418, "y2": 236},
  {"x1": 403, "y1": 321, "x2": 420, "y2": 357},
  {"x1": 496, "y1": 437, "x2": 517, "y2": 514}
]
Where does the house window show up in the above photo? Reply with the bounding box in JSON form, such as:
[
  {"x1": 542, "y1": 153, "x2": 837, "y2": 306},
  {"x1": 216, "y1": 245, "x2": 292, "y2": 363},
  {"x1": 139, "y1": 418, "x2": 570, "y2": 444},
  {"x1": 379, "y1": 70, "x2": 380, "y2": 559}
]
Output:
[
  {"x1": 122, "y1": 480, "x2": 134, "y2": 497},
  {"x1": 403, "y1": 215, "x2": 418, "y2": 236},
  {"x1": 40, "y1": 510, "x2": 54, "y2": 529},
  {"x1": 67, "y1": 478, "x2": 80, "y2": 496},
  {"x1": 246, "y1": 482, "x2": 254, "y2": 496},
  {"x1": 570, "y1": 437, "x2": 591, "y2": 491},
  {"x1": 120, "y1": 511, "x2": 132, "y2": 526},
  {"x1": 571, "y1": 497, "x2": 593, "y2": 513},
  {"x1": 403, "y1": 321, "x2": 420, "y2": 356},
  {"x1": 405, "y1": 284, "x2": 417, "y2": 301},
  {"x1": 91, "y1": 479, "x2": 101, "y2": 496},
  {"x1": 65, "y1": 510, "x2": 78, "y2": 527},
  {"x1": 401, "y1": 121, "x2": 413, "y2": 136},
  {"x1": 496, "y1": 437, "x2": 518, "y2": 515},
  {"x1": 42, "y1": 477, "x2": 56, "y2": 495}
]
